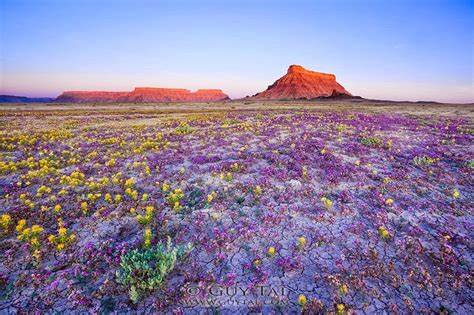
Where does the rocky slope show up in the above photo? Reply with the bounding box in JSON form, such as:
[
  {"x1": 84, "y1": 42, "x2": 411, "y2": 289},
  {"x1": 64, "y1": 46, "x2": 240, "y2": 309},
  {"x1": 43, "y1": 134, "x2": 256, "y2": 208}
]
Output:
[
  {"x1": 249, "y1": 65, "x2": 352, "y2": 100},
  {"x1": 55, "y1": 88, "x2": 230, "y2": 103}
]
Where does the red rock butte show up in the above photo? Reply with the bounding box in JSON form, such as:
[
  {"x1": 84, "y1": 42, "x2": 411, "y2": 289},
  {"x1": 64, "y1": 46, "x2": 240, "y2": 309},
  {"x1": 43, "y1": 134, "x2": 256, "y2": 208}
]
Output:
[
  {"x1": 55, "y1": 87, "x2": 230, "y2": 103},
  {"x1": 250, "y1": 64, "x2": 352, "y2": 100}
]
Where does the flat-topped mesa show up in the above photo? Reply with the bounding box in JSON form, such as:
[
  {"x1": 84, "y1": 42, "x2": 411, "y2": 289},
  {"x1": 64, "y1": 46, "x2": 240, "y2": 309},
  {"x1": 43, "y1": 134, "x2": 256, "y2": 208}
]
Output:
[
  {"x1": 250, "y1": 64, "x2": 352, "y2": 100},
  {"x1": 189, "y1": 89, "x2": 228, "y2": 102},
  {"x1": 287, "y1": 65, "x2": 336, "y2": 80},
  {"x1": 55, "y1": 87, "x2": 230, "y2": 103},
  {"x1": 55, "y1": 91, "x2": 129, "y2": 103},
  {"x1": 127, "y1": 87, "x2": 229, "y2": 102},
  {"x1": 128, "y1": 87, "x2": 191, "y2": 102},
  {"x1": 132, "y1": 87, "x2": 190, "y2": 93},
  {"x1": 196, "y1": 89, "x2": 226, "y2": 93}
]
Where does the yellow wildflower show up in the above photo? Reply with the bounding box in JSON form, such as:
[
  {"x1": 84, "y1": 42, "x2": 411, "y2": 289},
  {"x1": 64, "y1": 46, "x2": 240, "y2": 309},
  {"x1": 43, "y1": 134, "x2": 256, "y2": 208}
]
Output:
[
  {"x1": 339, "y1": 284, "x2": 349, "y2": 295},
  {"x1": 145, "y1": 206, "x2": 154, "y2": 214},
  {"x1": 207, "y1": 191, "x2": 217, "y2": 203},
  {"x1": 31, "y1": 225, "x2": 43, "y2": 234},
  {"x1": 321, "y1": 196, "x2": 333, "y2": 210},
  {"x1": 53, "y1": 204, "x2": 62, "y2": 213},
  {"x1": 297, "y1": 294, "x2": 307, "y2": 306},
  {"x1": 16, "y1": 219, "x2": 27, "y2": 233},
  {"x1": 80, "y1": 201, "x2": 88, "y2": 214},
  {"x1": 378, "y1": 226, "x2": 390, "y2": 240},
  {"x1": 231, "y1": 163, "x2": 239, "y2": 172},
  {"x1": 267, "y1": 246, "x2": 276, "y2": 257},
  {"x1": 30, "y1": 237, "x2": 40, "y2": 247},
  {"x1": 125, "y1": 177, "x2": 135, "y2": 188},
  {"x1": 297, "y1": 236, "x2": 306, "y2": 250},
  {"x1": 302, "y1": 166, "x2": 308, "y2": 177},
  {"x1": 254, "y1": 185, "x2": 262, "y2": 195},
  {"x1": 104, "y1": 193, "x2": 112, "y2": 203},
  {"x1": 0, "y1": 214, "x2": 11, "y2": 231},
  {"x1": 336, "y1": 303, "x2": 346, "y2": 314},
  {"x1": 114, "y1": 194, "x2": 122, "y2": 203},
  {"x1": 105, "y1": 158, "x2": 116, "y2": 167},
  {"x1": 452, "y1": 189, "x2": 460, "y2": 199},
  {"x1": 143, "y1": 228, "x2": 152, "y2": 247}
]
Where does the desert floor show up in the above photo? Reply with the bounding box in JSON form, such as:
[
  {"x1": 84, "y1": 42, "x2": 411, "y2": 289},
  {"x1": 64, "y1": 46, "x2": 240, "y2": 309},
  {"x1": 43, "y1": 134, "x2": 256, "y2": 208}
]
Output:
[{"x1": 0, "y1": 101, "x2": 472, "y2": 314}]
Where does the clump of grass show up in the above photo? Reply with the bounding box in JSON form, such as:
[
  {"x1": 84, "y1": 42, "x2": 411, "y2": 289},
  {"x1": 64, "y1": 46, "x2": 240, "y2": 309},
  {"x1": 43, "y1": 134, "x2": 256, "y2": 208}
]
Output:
[{"x1": 116, "y1": 237, "x2": 192, "y2": 303}]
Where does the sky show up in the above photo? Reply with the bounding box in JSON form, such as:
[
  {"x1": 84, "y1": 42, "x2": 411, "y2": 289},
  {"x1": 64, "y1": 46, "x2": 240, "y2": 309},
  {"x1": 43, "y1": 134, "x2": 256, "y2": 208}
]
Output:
[{"x1": 1, "y1": 0, "x2": 473, "y2": 103}]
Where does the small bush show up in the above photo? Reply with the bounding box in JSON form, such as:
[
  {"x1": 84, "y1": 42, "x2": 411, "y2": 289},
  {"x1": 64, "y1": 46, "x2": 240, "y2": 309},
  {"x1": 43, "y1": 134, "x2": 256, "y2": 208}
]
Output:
[{"x1": 116, "y1": 237, "x2": 193, "y2": 303}]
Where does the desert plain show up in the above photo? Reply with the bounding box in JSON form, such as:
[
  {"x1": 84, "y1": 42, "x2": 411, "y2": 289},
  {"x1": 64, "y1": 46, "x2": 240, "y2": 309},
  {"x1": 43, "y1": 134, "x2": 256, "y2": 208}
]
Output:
[{"x1": 0, "y1": 100, "x2": 472, "y2": 314}]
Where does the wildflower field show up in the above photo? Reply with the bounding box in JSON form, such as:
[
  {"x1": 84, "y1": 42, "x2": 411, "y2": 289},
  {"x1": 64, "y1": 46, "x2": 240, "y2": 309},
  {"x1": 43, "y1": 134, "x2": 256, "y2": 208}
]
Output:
[{"x1": 0, "y1": 102, "x2": 472, "y2": 313}]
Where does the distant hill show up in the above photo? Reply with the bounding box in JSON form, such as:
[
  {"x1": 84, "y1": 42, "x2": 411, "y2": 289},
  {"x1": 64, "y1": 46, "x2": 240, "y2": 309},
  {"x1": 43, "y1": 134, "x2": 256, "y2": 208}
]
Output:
[{"x1": 0, "y1": 95, "x2": 54, "y2": 103}]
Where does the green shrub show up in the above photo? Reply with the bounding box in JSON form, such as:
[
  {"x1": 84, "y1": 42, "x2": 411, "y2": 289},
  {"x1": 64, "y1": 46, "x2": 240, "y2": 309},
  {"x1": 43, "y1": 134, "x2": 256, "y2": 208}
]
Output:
[
  {"x1": 412, "y1": 156, "x2": 436, "y2": 167},
  {"x1": 116, "y1": 237, "x2": 193, "y2": 303},
  {"x1": 360, "y1": 136, "x2": 382, "y2": 147},
  {"x1": 173, "y1": 123, "x2": 193, "y2": 135}
]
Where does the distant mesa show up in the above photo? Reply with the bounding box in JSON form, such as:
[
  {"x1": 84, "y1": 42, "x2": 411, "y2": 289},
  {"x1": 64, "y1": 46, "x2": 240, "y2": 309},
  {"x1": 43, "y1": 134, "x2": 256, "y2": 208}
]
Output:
[
  {"x1": 0, "y1": 95, "x2": 54, "y2": 103},
  {"x1": 55, "y1": 87, "x2": 230, "y2": 103},
  {"x1": 248, "y1": 64, "x2": 352, "y2": 100},
  {"x1": 1, "y1": 66, "x2": 356, "y2": 103}
]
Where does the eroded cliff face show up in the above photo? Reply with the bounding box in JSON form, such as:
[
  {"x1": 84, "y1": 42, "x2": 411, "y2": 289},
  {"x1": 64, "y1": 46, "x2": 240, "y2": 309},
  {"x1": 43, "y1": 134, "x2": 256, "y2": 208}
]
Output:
[
  {"x1": 55, "y1": 88, "x2": 229, "y2": 103},
  {"x1": 250, "y1": 65, "x2": 352, "y2": 100}
]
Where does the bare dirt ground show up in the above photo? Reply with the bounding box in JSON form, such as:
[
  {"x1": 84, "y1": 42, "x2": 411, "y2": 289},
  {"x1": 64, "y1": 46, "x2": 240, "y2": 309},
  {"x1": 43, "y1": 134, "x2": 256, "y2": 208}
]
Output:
[
  {"x1": 1, "y1": 100, "x2": 473, "y2": 117},
  {"x1": 0, "y1": 101, "x2": 472, "y2": 314}
]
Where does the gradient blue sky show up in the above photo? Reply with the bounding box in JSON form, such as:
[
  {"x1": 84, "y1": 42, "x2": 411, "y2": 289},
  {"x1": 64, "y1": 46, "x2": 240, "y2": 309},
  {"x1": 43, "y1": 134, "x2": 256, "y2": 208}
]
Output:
[{"x1": 1, "y1": 0, "x2": 473, "y2": 102}]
